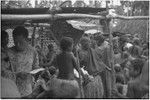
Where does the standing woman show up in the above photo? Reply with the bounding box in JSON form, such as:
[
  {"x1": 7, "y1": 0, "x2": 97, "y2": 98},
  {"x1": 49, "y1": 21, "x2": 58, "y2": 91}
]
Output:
[
  {"x1": 8, "y1": 26, "x2": 39, "y2": 97},
  {"x1": 78, "y1": 37, "x2": 104, "y2": 98}
]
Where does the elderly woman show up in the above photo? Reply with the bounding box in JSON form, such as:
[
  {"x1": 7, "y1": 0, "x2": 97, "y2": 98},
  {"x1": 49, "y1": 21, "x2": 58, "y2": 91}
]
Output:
[
  {"x1": 8, "y1": 26, "x2": 39, "y2": 97},
  {"x1": 94, "y1": 34, "x2": 115, "y2": 98}
]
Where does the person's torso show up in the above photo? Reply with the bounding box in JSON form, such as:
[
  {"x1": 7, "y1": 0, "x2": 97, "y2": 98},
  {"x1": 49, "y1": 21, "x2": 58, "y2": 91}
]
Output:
[
  {"x1": 56, "y1": 52, "x2": 75, "y2": 80},
  {"x1": 8, "y1": 46, "x2": 35, "y2": 73}
]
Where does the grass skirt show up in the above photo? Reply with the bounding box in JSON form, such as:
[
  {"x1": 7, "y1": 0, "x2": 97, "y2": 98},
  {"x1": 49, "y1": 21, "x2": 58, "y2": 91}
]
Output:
[
  {"x1": 83, "y1": 75, "x2": 104, "y2": 98},
  {"x1": 16, "y1": 72, "x2": 32, "y2": 97},
  {"x1": 1, "y1": 77, "x2": 21, "y2": 99},
  {"x1": 44, "y1": 78, "x2": 80, "y2": 98}
]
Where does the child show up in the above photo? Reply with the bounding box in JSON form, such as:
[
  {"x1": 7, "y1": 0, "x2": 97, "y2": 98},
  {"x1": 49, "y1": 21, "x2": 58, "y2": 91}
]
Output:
[
  {"x1": 112, "y1": 58, "x2": 146, "y2": 98},
  {"x1": 115, "y1": 74, "x2": 127, "y2": 96},
  {"x1": 37, "y1": 37, "x2": 80, "y2": 98}
]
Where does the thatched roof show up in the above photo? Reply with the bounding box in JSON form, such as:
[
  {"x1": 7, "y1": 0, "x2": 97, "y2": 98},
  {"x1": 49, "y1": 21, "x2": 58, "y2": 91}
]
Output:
[{"x1": 111, "y1": 19, "x2": 149, "y2": 41}]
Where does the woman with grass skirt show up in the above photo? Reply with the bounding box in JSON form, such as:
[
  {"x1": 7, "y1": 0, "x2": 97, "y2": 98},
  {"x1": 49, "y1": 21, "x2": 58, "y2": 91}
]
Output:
[{"x1": 78, "y1": 37, "x2": 104, "y2": 98}]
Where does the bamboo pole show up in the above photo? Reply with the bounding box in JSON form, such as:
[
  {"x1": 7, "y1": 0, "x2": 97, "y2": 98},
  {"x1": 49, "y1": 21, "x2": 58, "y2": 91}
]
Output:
[
  {"x1": 75, "y1": 48, "x2": 85, "y2": 98},
  {"x1": 2, "y1": 14, "x2": 148, "y2": 22},
  {"x1": 110, "y1": 15, "x2": 149, "y2": 20},
  {"x1": 32, "y1": 26, "x2": 36, "y2": 47},
  {"x1": 1, "y1": 14, "x2": 105, "y2": 21}
]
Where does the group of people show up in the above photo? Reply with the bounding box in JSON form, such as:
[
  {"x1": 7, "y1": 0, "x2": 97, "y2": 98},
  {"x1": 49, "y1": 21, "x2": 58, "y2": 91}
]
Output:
[{"x1": 1, "y1": 26, "x2": 149, "y2": 99}]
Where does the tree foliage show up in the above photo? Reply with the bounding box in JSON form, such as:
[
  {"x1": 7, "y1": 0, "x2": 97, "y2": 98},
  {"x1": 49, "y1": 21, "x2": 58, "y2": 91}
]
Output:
[{"x1": 119, "y1": 1, "x2": 149, "y2": 16}]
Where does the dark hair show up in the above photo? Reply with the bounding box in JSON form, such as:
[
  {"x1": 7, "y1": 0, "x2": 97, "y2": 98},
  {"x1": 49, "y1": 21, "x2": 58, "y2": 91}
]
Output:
[
  {"x1": 128, "y1": 45, "x2": 141, "y2": 57},
  {"x1": 133, "y1": 38, "x2": 140, "y2": 46},
  {"x1": 60, "y1": 37, "x2": 73, "y2": 51},
  {"x1": 80, "y1": 37, "x2": 90, "y2": 50},
  {"x1": 35, "y1": 45, "x2": 41, "y2": 49},
  {"x1": 13, "y1": 26, "x2": 28, "y2": 39},
  {"x1": 48, "y1": 66, "x2": 56, "y2": 75},
  {"x1": 130, "y1": 58, "x2": 144, "y2": 75},
  {"x1": 2, "y1": 30, "x2": 8, "y2": 48},
  {"x1": 48, "y1": 44, "x2": 54, "y2": 50},
  {"x1": 114, "y1": 64, "x2": 121, "y2": 73},
  {"x1": 122, "y1": 51, "x2": 129, "y2": 59},
  {"x1": 116, "y1": 74, "x2": 125, "y2": 84},
  {"x1": 94, "y1": 34, "x2": 105, "y2": 46},
  {"x1": 40, "y1": 71, "x2": 50, "y2": 82},
  {"x1": 82, "y1": 33, "x2": 89, "y2": 37}
]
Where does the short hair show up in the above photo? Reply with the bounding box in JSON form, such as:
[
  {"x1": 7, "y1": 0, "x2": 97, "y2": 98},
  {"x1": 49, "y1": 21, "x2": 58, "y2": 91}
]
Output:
[
  {"x1": 35, "y1": 45, "x2": 41, "y2": 49},
  {"x1": 13, "y1": 26, "x2": 28, "y2": 39},
  {"x1": 128, "y1": 45, "x2": 141, "y2": 57},
  {"x1": 60, "y1": 37, "x2": 73, "y2": 51},
  {"x1": 133, "y1": 38, "x2": 140, "y2": 46},
  {"x1": 80, "y1": 37, "x2": 90, "y2": 45},
  {"x1": 94, "y1": 34, "x2": 105, "y2": 46},
  {"x1": 122, "y1": 51, "x2": 129, "y2": 59},
  {"x1": 82, "y1": 33, "x2": 89, "y2": 37},
  {"x1": 80, "y1": 37, "x2": 91, "y2": 50},
  {"x1": 1, "y1": 30, "x2": 8, "y2": 47},
  {"x1": 116, "y1": 74, "x2": 125, "y2": 84},
  {"x1": 114, "y1": 64, "x2": 121, "y2": 73},
  {"x1": 130, "y1": 58, "x2": 144, "y2": 74},
  {"x1": 48, "y1": 43, "x2": 54, "y2": 50},
  {"x1": 119, "y1": 36, "x2": 128, "y2": 43}
]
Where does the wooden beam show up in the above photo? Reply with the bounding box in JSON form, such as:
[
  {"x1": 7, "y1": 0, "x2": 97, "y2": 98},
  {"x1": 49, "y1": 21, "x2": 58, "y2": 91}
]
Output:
[
  {"x1": 2, "y1": 14, "x2": 149, "y2": 22},
  {"x1": 110, "y1": 15, "x2": 149, "y2": 20},
  {"x1": 2, "y1": 14, "x2": 105, "y2": 21}
]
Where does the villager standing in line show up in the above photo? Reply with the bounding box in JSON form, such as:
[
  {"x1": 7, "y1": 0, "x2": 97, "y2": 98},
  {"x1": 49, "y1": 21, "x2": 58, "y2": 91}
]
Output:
[
  {"x1": 78, "y1": 37, "x2": 104, "y2": 98},
  {"x1": 94, "y1": 35, "x2": 113, "y2": 98}
]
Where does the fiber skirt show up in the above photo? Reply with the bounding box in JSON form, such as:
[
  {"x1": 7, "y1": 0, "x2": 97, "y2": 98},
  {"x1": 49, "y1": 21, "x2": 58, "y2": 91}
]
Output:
[
  {"x1": 83, "y1": 75, "x2": 104, "y2": 98},
  {"x1": 45, "y1": 78, "x2": 80, "y2": 98}
]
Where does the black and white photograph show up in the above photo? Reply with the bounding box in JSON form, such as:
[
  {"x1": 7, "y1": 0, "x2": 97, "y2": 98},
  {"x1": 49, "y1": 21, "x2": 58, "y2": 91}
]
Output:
[{"x1": 1, "y1": 0, "x2": 149, "y2": 99}]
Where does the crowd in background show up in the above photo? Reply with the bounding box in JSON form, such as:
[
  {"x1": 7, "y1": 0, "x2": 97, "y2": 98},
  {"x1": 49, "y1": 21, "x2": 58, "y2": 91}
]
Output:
[{"x1": 1, "y1": 26, "x2": 149, "y2": 99}]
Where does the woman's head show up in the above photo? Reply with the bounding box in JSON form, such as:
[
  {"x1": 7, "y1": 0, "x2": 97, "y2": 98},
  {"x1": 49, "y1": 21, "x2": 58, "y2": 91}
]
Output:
[
  {"x1": 114, "y1": 64, "x2": 121, "y2": 73},
  {"x1": 48, "y1": 44, "x2": 54, "y2": 52},
  {"x1": 1, "y1": 30, "x2": 9, "y2": 48},
  {"x1": 60, "y1": 37, "x2": 74, "y2": 52},
  {"x1": 122, "y1": 51, "x2": 130, "y2": 59},
  {"x1": 94, "y1": 34, "x2": 105, "y2": 46},
  {"x1": 129, "y1": 58, "x2": 144, "y2": 78},
  {"x1": 80, "y1": 37, "x2": 91, "y2": 50},
  {"x1": 13, "y1": 26, "x2": 29, "y2": 44},
  {"x1": 128, "y1": 45, "x2": 141, "y2": 58},
  {"x1": 133, "y1": 38, "x2": 140, "y2": 46},
  {"x1": 116, "y1": 74, "x2": 125, "y2": 84}
]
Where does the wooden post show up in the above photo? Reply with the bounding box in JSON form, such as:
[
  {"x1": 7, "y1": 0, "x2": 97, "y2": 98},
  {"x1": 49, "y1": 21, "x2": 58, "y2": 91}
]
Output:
[
  {"x1": 32, "y1": 26, "x2": 36, "y2": 47},
  {"x1": 75, "y1": 49, "x2": 84, "y2": 98},
  {"x1": 106, "y1": 1, "x2": 116, "y2": 97}
]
